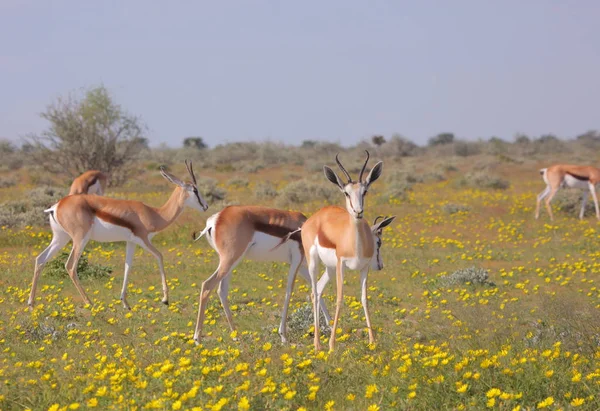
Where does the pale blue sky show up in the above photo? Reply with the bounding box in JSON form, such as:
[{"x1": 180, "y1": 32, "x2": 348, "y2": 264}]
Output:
[{"x1": 1, "y1": 1, "x2": 599, "y2": 147}]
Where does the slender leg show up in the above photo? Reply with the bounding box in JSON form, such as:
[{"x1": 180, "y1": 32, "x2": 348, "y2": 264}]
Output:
[
  {"x1": 580, "y1": 191, "x2": 589, "y2": 220},
  {"x1": 217, "y1": 270, "x2": 236, "y2": 333},
  {"x1": 65, "y1": 235, "x2": 93, "y2": 305},
  {"x1": 279, "y1": 253, "x2": 302, "y2": 343},
  {"x1": 138, "y1": 238, "x2": 169, "y2": 305},
  {"x1": 589, "y1": 183, "x2": 600, "y2": 220},
  {"x1": 329, "y1": 260, "x2": 344, "y2": 352},
  {"x1": 120, "y1": 242, "x2": 135, "y2": 310},
  {"x1": 535, "y1": 186, "x2": 551, "y2": 219},
  {"x1": 194, "y1": 259, "x2": 237, "y2": 344},
  {"x1": 28, "y1": 231, "x2": 70, "y2": 307},
  {"x1": 315, "y1": 267, "x2": 333, "y2": 325},
  {"x1": 544, "y1": 187, "x2": 559, "y2": 221},
  {"x1": 359, "y1": 267, "x2": 375, "y2": 344},
  {"x1": 307, "y1": 247, "x2": 322, "y2": 351}
]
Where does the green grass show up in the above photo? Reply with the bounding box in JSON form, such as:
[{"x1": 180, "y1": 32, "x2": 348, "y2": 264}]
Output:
[{"x1": 1, "y1": 158, "x2": 600, "y2": 410}]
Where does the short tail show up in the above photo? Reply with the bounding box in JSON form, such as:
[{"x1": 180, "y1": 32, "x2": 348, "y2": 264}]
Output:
[
  {"x1": 192, "y1": 225, "x2": 211, "y2": 242},
  {"x1": 269, "y1": 228, "x2": 302, "y2": 252},
  {"x1": 44, "y1": 204, "x2": 58, "y2": 225}
]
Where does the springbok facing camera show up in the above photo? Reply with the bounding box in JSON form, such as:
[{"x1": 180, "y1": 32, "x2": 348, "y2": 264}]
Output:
[
  {"x1": 274, "y1": 214, "x2": 395, "y2": 340},
  {"x1": 302, "y1": 151, "x2": 387, "y2": 351},
  {"x1": 69, "y1": 170, "x2": 109, "y2": 195},
  {"x1": 191, "y1": 205, "x2": 332, "y2": 345},
  {"x1": 28, "y1": 161, "x2": 208, "y2": 310},
  {"x1": 535, "y1": 165, "x2": 600, "y2": 221}
]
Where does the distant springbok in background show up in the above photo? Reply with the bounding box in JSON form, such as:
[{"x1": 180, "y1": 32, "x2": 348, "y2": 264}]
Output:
[
  {"x1": 536, "y1": 165, "x2": 600, "y2": 221},
  {"x1": 28, "y1": 161, "x2": 208, "y2": 309},
  {"x1": 69, "y1": 170, "x2": 109, "y2": 195},
  {"x1": 302, "y1": 151, "x2": 389, "y2": 351},
  {"x1": 191, "y1": 205, "x2": 332, "y2": 344}
]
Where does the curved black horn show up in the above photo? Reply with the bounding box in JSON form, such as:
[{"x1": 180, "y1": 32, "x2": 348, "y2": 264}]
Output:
[
  {"x1": 359, "y1": 150, "x2": 370, "y2": 182},
  {"x1": 374, "y1": 215, "x2": 385, "y2": 225},
  {"x1": 335, "y1": 153, "x2": 352, "y2": 183},
  {"x1": 185, "y1": 160, "x2": 197, "y2": 185}
]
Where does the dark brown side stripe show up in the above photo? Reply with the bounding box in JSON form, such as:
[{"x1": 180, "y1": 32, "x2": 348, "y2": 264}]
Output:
[
  {"x1": 95, "y1": 208, "x2": 138, "y2": 234},
  {"x1": 255, "y1": 222, "x2": 302, "y2": 242},
  {"x1": 566, "y1": 172, "x2": 590, "y2": 181}
]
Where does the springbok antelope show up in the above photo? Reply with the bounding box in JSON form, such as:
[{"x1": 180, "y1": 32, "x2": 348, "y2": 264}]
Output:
[
  {"x1": 28, "y1": 161, "x2": 208, "y2": 310},
  {"x1": 273, "y1": 214, "x2": 395, "y2": 341},
  {"x1": 535, "y1": 165, "x2": 600, "y2": 221},
  {"x1": 69, "y1": 170, "x2": 108, "y2": 195},
  {"x1": 191, "y1": 206, "x2": 332, "y2": 344},
  {"x1": 302, "y1": 151, "x2": 388, "y2": 351}
]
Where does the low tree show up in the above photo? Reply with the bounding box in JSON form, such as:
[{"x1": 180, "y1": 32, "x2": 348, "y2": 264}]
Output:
[
  {"x1": 28, "y1": 85, "x2": 148, "y2": 185},
  {"x1": 183, "y1": 137, "x2": 207, "y2": 150},
  {"x1": 428, "y1": 132, "x2": 455, "y2": 146},
  {"x1": 371, "y1": 135, "x2": 386, "y2": 146}
]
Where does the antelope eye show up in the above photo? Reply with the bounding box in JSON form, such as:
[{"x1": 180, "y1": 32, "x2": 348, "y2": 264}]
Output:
[{"x1": 344, "y1": 192, "x2": 349, "y2": 197}]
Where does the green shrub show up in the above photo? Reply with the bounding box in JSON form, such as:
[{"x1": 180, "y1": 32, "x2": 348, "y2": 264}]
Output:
[
  {"x1": 0, "y1": 186, "x2": 67, "y2": 227},
  {"x1": 457, "y1": 171, "x2": 510, "y2": 190},
  {"x1": 254, "y1": 182, "x2": 279, "y2": 200},
  {"x1": 44, "y1": 251, "x2": 112, "y2": 279},
  {"x1": 276, "y1": 180, "x2": 338, "y2": 206},
  {"x1": 439, "y1": 266, "x2": 495, "y2": 287}
]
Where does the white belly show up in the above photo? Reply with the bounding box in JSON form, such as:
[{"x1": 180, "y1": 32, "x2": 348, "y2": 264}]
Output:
[
  {"x1": 90, "y1": 217, "x2": 137, "y2": 242},
  {"x1": 564, "y1": 175, "x2": 590, "y2": 190},
  {"x1": 315, "y1": 238, "x2": 371, "y2": 271},
  {"x1": 244, "y1": 232, "x2": 296, "y2": 262}
]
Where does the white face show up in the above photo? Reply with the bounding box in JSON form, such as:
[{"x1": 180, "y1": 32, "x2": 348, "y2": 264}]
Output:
[
  {"x1": 343, "y1": 182, "x2": 368, "y2": 220},
  {"x1": 184, "y1": 184, "x2": 209, "y2": 212}
]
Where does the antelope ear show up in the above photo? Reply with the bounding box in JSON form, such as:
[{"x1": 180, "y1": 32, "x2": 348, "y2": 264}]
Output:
[
  {"x1": 373, "y1": 216, "x2": 395, "y2": 232},
  {"x1": 160, "y1": 167, "x2": 185, "y2": 187},
  {"x1": 365, "y1": 161, "x2": 383, "y2": 186},
  {"x1": 324, "y1": 165, "x2": 345, "y2": 189}
]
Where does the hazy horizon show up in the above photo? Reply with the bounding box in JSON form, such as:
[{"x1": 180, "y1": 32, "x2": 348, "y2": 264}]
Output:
[{"x1": 1, "y1": 1, "x2": 599, "y2": 148}]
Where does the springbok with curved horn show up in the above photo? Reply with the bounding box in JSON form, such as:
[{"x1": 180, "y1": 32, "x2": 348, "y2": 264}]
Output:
[
  {"x1": 69, "y1": 170, "x2": 109, "y2": 195},
  {"x1": 28, "y1": 161, "x2": 209, "y2": 309},
  {"x1": 535, "y1": 165, "x2": 600, "y2": 221},
  {"x1": 273, "y1": 214, "x2": 395, "y2": 339},
  {"x1": 191, "y1": 206, "x2": 333, "y2": 344},
  {"x1": 301, "y1": 151, "x2": 387, "y2": 351}
]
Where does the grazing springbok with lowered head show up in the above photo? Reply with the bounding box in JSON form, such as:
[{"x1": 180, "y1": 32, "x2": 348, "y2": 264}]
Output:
[
  {"x1": 28, "y1": 161, "x2": 209, "y2": 310},
  {"x1": 535, "y1": 165, "x2": 600, "y2": 221},
  {"x1": 69, "y1": 170, "x2": 109, "y2": 195},
  {"x1": 191, "y1": 205, "x2": 333, "y2": 344},
  {"x1": 302, "y1": 151, "x2": 389, "y2": 351}
]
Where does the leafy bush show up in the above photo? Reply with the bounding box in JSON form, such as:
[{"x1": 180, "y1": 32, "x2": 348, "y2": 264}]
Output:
[
  {"x1": 0, "y1": 176, "x2": 17, "y2": 188},
  {"x1": 28, "y1": 85, "x2": 148, "y2": 186},
  {"x1": 227, "y1": 177, "x2": 249, "y2": 188},
  {"x1": 276, "y1": 180, "x2": 338, "y2": 206},
  {"x1": 457, "y1": 171, "x2": 510, "y2": 190},
  {"x1": 0, "y1": 186, "x2": 67, "y2": 227},
  {"x1": 285, "y1": 302, "x2": 330, "y2": 340},
  {"x1": 254, "y1": 182, "x2": 279, "y2": 200},
  {"x1": 439, "y1": 266, "x2": 495, "y2": 287},
  {"x1": 196, "y1": 177, "x2": 226, "y2": 202},
  {"x1": 43, "y1": 251, "x2": 112, "y2": 279},
  {"x1": 551, "y1": 189, "x2": 596, "y2": 217}
]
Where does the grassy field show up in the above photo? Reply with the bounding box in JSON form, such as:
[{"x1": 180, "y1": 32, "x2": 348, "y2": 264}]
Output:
[{"x1": 1, "y1": 155, "x2": 600, "y2": 410}]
